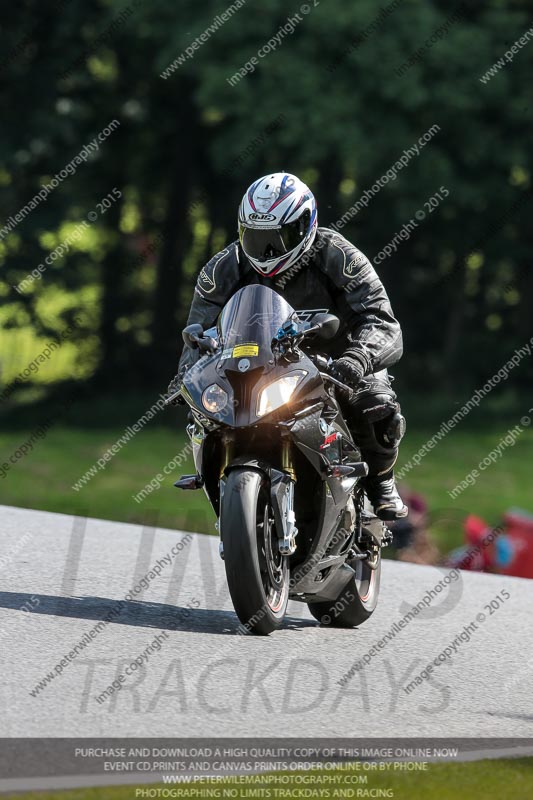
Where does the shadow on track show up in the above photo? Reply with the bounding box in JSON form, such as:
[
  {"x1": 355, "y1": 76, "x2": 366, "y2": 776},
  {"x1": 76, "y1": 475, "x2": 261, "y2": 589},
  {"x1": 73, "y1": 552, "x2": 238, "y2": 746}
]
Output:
[{"x1": 0, "y1": 591, "x2": 317, "y2": 635}]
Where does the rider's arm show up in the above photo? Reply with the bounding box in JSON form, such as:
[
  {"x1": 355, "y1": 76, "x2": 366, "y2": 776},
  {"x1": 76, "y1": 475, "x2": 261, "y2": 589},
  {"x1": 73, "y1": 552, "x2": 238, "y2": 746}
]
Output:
[
  {"x1": 178, "y1": 244, "x2": 241, "y2": 375},
  {"x1": 321, "y1": 230, "x2": 403, "y2": 380}
]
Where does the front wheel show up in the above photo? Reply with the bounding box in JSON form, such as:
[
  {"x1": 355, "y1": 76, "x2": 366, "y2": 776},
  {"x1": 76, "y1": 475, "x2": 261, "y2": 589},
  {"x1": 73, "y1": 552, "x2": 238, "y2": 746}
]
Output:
[
  {"x1": 221, "y1": 467, "x2": 289, "y2": 635},
  {"x1": 307, "y1": 551, "x2": 381, "y2": 628}
]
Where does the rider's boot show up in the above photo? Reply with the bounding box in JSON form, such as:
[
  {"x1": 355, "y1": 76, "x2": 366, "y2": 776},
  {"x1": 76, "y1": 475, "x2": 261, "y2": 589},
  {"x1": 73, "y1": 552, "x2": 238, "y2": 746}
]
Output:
[{"x1": 364, "y1": 465, "x2": 408, "y2": 521}]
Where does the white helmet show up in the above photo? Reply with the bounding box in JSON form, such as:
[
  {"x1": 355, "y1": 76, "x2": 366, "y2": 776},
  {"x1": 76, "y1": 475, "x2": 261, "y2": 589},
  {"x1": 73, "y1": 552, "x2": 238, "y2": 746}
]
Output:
[{"x1": 238, "y1": 172, "x2": 318, "y2": 277}]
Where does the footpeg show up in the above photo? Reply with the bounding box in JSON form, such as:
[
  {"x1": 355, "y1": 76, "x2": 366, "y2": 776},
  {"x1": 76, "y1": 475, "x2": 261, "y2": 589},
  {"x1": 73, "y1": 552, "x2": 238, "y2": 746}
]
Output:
[
  {"x1": 365, "y1": 546, "x2": 380, "y2": 570},
  {"x1": 174, "y1": 474, "x2": 204, "y2": 490},
  {"x1": 381, "y1": 528, "x2": 394, "y2": 548}
]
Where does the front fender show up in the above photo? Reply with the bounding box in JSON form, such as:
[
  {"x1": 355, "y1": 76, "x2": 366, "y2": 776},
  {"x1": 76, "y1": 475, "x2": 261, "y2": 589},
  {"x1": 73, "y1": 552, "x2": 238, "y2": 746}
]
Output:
[{"x1": 224, "y1": 457, "x2": 271, "y2": 478}]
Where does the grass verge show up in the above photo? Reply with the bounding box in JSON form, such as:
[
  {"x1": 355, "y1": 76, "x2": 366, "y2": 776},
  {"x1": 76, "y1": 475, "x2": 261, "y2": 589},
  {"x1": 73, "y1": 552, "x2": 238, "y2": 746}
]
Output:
[{"x1": 0, "y1": 419, "x2": 531, "y2": 552}]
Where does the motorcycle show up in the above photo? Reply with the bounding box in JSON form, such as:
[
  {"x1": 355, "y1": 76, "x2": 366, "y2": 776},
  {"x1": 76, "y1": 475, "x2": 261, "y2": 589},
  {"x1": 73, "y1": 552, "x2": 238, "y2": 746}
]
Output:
[{"x1": 168, "y1": 284, "x2": 390, "y2": 635}]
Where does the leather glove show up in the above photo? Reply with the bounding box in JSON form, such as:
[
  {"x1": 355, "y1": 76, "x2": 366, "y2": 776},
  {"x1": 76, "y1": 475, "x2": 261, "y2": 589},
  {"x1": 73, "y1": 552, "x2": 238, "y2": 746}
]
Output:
[{"x1": 333, "y1": 355, "x2": 365, "y2": 389}]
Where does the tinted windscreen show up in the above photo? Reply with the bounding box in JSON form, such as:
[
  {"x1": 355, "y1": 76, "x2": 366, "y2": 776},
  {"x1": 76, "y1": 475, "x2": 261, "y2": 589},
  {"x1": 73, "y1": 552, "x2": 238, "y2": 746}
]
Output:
[{"x1": 217, "y1": 285, "x2": 294, "y2": 367}]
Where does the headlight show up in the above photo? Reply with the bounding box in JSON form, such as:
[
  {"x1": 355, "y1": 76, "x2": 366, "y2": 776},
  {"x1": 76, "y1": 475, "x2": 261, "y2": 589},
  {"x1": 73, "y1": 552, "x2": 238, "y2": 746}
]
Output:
[
  {"x1": 257, "y1": 371, "x2": 307, "y2": 417},
  {"x1": 202, "y1": 384, "x2": 228, "y2": 413}
]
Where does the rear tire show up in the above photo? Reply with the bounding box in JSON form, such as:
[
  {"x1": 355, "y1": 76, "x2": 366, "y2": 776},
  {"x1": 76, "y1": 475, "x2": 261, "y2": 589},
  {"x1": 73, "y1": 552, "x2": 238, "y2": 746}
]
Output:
[
  {"x1": 307, "y1": 551, "x2": 381, "y2": 628},
  {"x1": 221, "y1": 467, "x2": 289, "y2": 635}
]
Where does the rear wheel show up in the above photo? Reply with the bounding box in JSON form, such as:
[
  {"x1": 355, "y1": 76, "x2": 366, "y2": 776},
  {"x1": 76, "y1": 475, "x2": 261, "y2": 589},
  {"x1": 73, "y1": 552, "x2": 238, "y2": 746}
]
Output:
[
  {"x1": 221, "y1": 467, "x2": 289, "y2": 635},
  {"x1": 307, "y1": 550, "x2": 381, "y2": 628}
]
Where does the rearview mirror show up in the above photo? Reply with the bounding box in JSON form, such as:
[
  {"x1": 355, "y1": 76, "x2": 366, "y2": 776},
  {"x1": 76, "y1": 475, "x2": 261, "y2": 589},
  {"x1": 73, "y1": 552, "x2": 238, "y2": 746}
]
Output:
[
  {"x1": 182, "y1": 323, "x2": 218, "y2": 354},
  {"x1": 182, "y1": 323, "x2": 204, "y2": 348},
  {"x1": 312, "y1": 313, "x2": 340, "y2": 340}
]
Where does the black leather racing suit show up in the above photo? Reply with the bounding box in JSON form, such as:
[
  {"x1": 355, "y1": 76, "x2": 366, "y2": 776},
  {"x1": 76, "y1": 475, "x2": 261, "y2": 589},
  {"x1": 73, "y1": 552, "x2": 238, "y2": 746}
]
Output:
[{"x1": 177, "y1": 226, "x2": 406, "y2": 482}]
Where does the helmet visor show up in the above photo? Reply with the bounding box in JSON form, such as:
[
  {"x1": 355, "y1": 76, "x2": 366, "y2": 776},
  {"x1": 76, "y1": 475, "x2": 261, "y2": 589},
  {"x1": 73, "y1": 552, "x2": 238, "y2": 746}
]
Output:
[
  {"x1": 239, "y1": 226, "x2": 286, "y2": 262},
  {"x1": 240, "y1": 212, "x2": 310, "y2": 263}
]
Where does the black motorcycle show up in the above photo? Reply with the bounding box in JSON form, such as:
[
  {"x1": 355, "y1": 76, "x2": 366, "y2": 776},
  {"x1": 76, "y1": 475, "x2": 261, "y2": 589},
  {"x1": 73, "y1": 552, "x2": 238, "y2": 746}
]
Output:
[{"x1": 169, "y1": 284, "x2": 389, "y2": 635}]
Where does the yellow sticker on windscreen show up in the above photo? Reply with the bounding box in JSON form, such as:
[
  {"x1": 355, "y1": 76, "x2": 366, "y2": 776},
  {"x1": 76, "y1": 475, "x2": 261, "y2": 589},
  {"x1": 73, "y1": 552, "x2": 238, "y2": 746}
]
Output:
[{"x1": 232, "y1": 343, "x2": 259, "y2": 357}]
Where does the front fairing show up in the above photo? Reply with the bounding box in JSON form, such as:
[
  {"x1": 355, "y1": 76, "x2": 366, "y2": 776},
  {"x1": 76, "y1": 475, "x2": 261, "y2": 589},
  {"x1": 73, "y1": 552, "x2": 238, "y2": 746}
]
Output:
[
  {"x1": 182, "y1": 349, "x2": 324, "y2": 427},
  {"x1": 181, "y1": 284, "x2": 326, "y2": 427}
]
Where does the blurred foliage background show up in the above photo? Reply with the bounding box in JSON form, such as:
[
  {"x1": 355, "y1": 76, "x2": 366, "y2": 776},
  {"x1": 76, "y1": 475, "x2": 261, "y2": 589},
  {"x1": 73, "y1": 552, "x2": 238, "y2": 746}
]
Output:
[{"x1": 0, "y1": 0, "x2": 531, "y2": 544}]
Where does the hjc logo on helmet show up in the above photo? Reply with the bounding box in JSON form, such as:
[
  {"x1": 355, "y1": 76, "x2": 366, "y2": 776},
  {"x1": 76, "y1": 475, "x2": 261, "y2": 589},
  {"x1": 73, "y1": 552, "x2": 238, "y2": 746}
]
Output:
[{"x1": 249, "y1": 213, "x2": 277, "y2": 222}]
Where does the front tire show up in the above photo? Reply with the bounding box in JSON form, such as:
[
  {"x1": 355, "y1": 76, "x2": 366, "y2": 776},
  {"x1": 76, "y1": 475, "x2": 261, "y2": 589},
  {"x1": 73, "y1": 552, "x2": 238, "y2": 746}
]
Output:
[{"x1": 221, "y1": 467, "x2": 289, "y2": 635}]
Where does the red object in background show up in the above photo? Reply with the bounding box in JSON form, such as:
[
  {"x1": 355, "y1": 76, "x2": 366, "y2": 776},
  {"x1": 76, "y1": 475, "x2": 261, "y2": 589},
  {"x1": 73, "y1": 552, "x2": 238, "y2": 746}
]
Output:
[
  {"x1": 405, "y1": 491, "x2": 427, "y2": 515},
  {"x1": 499, "y1": 509, "x2": 533, "y2": 579},
  {"x1": 451, "y1": 509, "x2": 533, "y2": 578},
  {"x1": 463, "y1": 514, "x2": 495, "y2": 571},
  {"x1": 449, "y1": 514, "x2": 494, "y2": 571}
]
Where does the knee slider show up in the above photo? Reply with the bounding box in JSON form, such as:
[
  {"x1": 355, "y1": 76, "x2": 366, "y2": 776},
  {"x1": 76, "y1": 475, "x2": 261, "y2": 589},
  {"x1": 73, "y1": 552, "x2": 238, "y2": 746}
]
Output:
[
  {"x1": 354, "y1": 395, "x2": 405, "y2": 449},
  {"x1": 382, "y1": 410, "x2": 406, "y2": 447}
]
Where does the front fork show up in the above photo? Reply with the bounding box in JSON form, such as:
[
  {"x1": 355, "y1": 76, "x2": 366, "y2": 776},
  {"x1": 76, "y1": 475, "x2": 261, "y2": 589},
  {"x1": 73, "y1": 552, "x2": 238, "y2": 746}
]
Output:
[
  {"x1": 218, "y1": 433, "x2": 298, "y2": 558},
  {"x1": 216, "y1": 433, "x2": 234, "y2": 557},
  {"x1": 271, "y1": 437, "x2": 298, "y2": 555}
]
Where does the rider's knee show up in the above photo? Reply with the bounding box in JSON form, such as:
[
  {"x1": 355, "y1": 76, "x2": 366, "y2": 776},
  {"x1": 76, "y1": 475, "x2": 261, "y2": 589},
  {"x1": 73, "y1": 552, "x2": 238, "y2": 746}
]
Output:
[{"x1": 349, "y1": 392, "x2": 406, "y2": 451}]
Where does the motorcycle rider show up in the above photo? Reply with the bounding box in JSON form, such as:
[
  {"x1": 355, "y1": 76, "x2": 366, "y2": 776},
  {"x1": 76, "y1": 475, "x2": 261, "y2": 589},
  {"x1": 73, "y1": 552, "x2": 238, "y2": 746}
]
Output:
[{"x1": 170, "y1": 172, "x2": 407, "y2": 520}]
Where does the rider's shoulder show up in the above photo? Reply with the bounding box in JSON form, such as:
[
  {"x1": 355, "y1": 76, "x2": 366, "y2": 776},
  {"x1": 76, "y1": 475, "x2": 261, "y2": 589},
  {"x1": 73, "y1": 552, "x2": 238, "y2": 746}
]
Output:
[
  {"x1": 317, "y1": 226, "x2": 357, "y2": 251},
  {"x1": 196, "y1": 242, "x2": 240, "y2": 297},
  {"x1": 206, "y1": 241, "x2": 240, "y2": 269},
  {"x1": 315, "y1": 228, "x2": 370, "y2": 280}
]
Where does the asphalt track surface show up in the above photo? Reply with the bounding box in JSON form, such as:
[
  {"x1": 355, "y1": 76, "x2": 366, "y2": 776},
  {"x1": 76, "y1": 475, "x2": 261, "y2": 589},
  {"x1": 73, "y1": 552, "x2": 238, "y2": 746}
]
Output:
[{"x1": 1, "y1": 504, "x2": 532, "y2": 741}]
